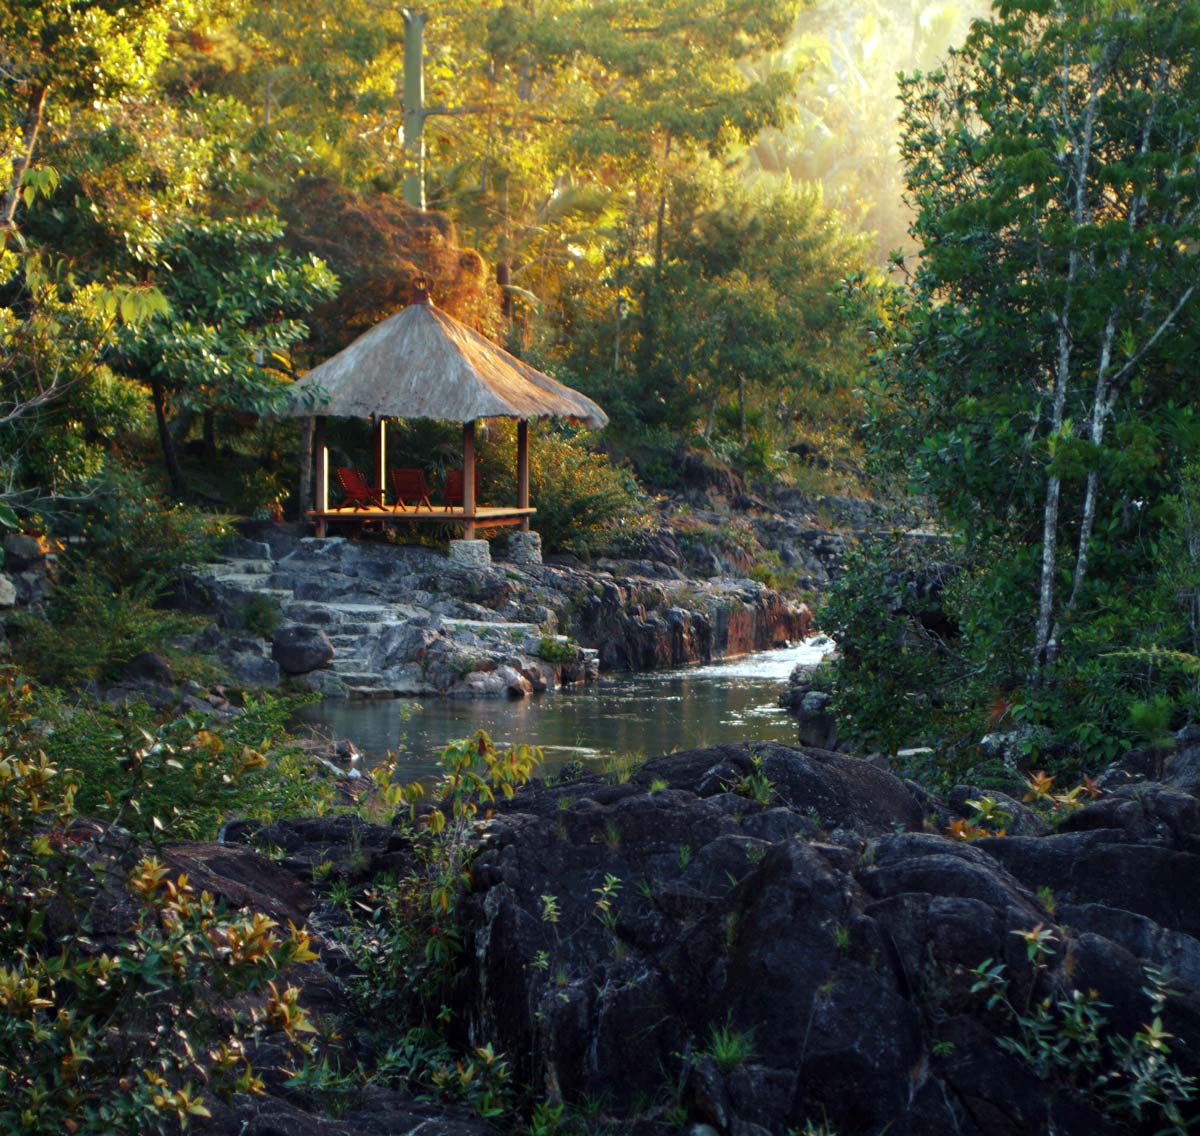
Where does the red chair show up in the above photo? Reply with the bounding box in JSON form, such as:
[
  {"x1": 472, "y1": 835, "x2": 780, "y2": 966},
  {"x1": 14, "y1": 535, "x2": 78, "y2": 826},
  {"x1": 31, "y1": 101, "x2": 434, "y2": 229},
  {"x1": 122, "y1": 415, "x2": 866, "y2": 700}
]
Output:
[
  {"x1": 389, "y1": 467, "x2": 433, "y2": 511},
  {"x1": 334, "y1": 467, "x2": 384, "y2": 509},
  {"x1": 443, "y1": 469, "x2": 464, "y2": 508}
]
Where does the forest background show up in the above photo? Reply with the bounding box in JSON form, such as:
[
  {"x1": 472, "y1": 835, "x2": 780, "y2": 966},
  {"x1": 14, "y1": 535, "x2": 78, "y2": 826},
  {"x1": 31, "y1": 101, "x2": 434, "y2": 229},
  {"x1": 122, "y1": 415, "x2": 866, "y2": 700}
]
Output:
[{"x1": 7, "y1": 0, "x2": 1200, "y2": 771}]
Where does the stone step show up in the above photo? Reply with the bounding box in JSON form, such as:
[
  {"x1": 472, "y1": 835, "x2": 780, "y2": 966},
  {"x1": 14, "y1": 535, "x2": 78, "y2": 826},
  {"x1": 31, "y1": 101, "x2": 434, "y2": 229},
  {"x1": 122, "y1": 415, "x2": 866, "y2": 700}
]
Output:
[
  {"x1": 326, "y1": 652, "x2": 377, "y2": 666},
  {"x1": 282, "y1": 602, "x2": 342, "y2": 625},
  {"x1": 224, "y1": 558, "x2": 275, "y2": 575},
  {"x1": 441, "y1": 618, "x2": 540, "y2": 637},
  {"x1": 326, "y1": 633, "x2": 375, "y2": 648},
  {"x1": 336, "y1": 620, "x2": 402, "y2": 637},
  {"x1": 329, "y1": 656, "x2": 374, "y2": 672},
  {"x1": 220, "y1": 580, "x2": 293, "y2": 599},
  {"x1": 201, "y1": 559, "x2": 275, "y2": 579},
  {"x1": 346, "y1": 685, "x2": 402, "y2": 700},
  {"x1": 333, "y1": 670, "x2": 389, "y2": 687},
  {"x1": 324, "y1": 602, "x2": 401, "y2": 623}
]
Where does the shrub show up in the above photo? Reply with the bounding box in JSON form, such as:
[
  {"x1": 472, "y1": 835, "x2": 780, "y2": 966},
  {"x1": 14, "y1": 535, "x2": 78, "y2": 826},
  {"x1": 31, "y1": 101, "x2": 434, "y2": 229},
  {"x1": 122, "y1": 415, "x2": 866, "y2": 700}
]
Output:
[
  {"x1": 0, "y1": 673, "x2": 330, "y2": 840},
  {"x1": 970, "y1": 940, "x2": 1196, "y2": 1129},
  {"x1": 477, "y1": 422, "x2": 648, "y2": 555},
  {"x1": 339, "y1": 732, "x2": 542, "y2": 1021},
  {"x1": 73, "y1": 465, "x2": 229, "y2": 586},
  {"x1": 13, "y1": 564, "x2": 199, "y2": 685},
  {"x1": 238, "y1": 592, "x2": 282, "y2": 638},
  {"x1": 0, "y1": 716, "x2": 321, "y2": 1134}
]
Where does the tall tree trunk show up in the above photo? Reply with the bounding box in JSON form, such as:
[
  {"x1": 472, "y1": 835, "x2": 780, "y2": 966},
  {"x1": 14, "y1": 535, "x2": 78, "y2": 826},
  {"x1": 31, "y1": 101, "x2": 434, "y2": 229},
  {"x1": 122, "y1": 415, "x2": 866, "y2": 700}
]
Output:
[
  {"x1": 703, "y1": 390, "x2": 719, "y2": 441},
  {"x1": 653, "y1": 133, "x2": 673, "y2": 276},
  {"x1": 497, "y1": 260, "x2": 513, "y2": 320},
  {"x1": 151, "y1": 379, "x2": 186, "y2": 499},
  {"x1": 1033, "y1": 311, "x2": 1074, "y2": 674},
  {"x1": 738, "y1": 375, "x2": 747, "y2": 444},
  {"x1": 1, "y1": 83, "x2": 49, "y2": 239},
  {"x1": 402, "y1": 9, "x2": 428, "y2": 210},
  {"x1": 1033, "y1": 61, "x2": 1105, "y2": 678},
  {"x1": 202, "y1": 409, "x2": 217, "y2": 461}
]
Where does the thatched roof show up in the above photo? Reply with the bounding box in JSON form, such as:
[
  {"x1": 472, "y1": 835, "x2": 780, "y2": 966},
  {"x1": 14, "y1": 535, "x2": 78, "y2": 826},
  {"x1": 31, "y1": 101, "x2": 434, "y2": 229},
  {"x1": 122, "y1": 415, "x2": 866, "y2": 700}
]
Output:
[{"x1": 284, "y1": 299, "x2": 608, "y2": 428}]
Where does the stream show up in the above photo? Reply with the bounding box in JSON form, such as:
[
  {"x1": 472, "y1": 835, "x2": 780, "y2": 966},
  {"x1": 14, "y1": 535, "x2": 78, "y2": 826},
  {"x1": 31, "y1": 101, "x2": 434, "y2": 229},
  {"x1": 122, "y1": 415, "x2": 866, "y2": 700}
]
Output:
[{"x1": 292, "y1": 637, "x2": 834, "y2": 781}]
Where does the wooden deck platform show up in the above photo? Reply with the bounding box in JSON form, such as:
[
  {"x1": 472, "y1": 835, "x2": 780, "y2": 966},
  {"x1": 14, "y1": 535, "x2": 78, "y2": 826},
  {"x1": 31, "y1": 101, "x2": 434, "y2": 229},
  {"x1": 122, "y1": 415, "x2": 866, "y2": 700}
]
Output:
[{"x1": 309, "y1": 505, "x2": 536, "y2": 539}]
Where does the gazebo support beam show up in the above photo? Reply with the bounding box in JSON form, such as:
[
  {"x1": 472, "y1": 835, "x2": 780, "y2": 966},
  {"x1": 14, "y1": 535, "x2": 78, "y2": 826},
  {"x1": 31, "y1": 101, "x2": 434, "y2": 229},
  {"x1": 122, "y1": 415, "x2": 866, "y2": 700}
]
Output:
[
  {"x1": 462, "y1": 419, "x2": 477, "y2": 540},
  {"x1": 372, "y1": 416, "x2": 387, "y2": 498},
  {"x1": 314, "y1": 416, "x2": 329, "y2": 538},
  {"x1": 517, "y1": 419, "x2": 530, "y2": 532}
]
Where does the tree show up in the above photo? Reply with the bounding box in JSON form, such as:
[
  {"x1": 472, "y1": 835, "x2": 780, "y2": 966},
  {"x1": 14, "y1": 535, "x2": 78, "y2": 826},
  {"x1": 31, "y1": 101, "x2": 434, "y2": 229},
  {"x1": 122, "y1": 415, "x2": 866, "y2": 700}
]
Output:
[
  {"x1": 111, "y1": 216, "x2": 336, "y2": 496},
  {"x1": 419, "y1": 0, "x2": 803, "y2": 303},
  {"x1": 0, "y1": 245, "x2": 165, "y2": 496},
  {"x1": 891, "y1": 0, "x2": 1200, "y2": 685},
  {"x1": 0, "y1": 0, "x2": 194, "y2": 240},
  {"x1": 550, "y1": 175, "x2": 876, "y2": 466}
]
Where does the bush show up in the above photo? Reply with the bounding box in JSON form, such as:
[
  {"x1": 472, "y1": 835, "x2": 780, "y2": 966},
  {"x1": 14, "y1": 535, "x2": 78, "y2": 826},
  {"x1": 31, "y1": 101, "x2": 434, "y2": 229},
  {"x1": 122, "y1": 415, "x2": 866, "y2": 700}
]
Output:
[
  {"x1": 1, "y1": 673, "x2": 330, "y2": 840},
  {"x1": 0, "y1": 695, "x2": 322, "y2": 1134},
  {"x1": 821, "y1": 537, "x2": 976, "y2": 761},
  {"x1": 477, "y1": 422, "x2": 648, "y2": 555},
  {"x1": 13, "y1": 564, "x2": 199, "y2": 685},
  {"x1": 73, "y1": 465, "x2": 229, "y2": 586},
  {"x1": 339, "y1": 733, "x2": 542, "y2": 1021}
]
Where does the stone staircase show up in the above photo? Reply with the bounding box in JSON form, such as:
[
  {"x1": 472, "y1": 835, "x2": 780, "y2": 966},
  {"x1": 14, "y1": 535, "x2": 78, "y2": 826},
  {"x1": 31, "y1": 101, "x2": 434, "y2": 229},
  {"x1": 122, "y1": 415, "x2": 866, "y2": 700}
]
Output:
[
  {"x1": 195, "y1": 550, "x2": 414, "y2": 697},
  {"x1": 192, "y1": 543, "x2": 588, "y2": 699}
]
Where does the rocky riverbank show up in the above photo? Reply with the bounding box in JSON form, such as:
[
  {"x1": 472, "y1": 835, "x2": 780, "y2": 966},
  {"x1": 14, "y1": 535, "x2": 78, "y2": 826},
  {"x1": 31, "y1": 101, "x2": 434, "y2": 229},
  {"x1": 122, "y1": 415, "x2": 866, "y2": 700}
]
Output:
[
  {"x1": 141, "y1": 730, "x2": 1200, "y2": 1136},
  {"x1": 182, "y1": 527, "x2": 808, "y2": 699}
]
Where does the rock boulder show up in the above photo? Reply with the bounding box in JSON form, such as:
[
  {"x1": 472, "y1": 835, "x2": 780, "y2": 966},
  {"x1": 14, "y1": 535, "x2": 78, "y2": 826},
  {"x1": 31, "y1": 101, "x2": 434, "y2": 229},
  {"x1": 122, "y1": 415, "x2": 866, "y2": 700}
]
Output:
[{"x1": 272, "y1": 625, "x2": 335, "y2": 675}]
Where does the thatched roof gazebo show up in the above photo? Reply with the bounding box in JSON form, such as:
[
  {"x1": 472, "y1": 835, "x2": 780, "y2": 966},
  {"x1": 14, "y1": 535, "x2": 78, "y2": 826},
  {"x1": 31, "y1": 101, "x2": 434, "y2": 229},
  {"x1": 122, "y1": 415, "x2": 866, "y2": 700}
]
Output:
[{"x1": 285, "y1": 283, "x2": 607, "y2": 541}]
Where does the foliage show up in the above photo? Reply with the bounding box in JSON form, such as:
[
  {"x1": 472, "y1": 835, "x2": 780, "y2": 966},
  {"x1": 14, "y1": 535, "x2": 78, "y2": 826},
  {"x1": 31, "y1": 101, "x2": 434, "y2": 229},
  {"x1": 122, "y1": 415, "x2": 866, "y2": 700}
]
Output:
[
  {"x1": 113, "y1": 214, "x2": 337, "y2": 421},
  {"x1": 12, "y1": 564, "x2": 197, "y2": 685},
  {"x1": 549, "y1": 176, "x2": 879, "y2": 468},
  {"x1": 747, "y1": 0, "x2": 986, "y2": 264},
  {"x1": 0, "y1": 673, "x2": 330, "y2": 840},
  {"x1": 735, "y1": 756, "x2": 776, "y2": 806},
  {"x1": 538, "y1": 636, "x2": 579, "y2": 666},
  {"x1": 698, "y1": 1021, "x2": 756, "y2": 1075},
  {"x1": 72, "y1": 466, "x2": 229, "y2": 586},
  {"x1": 0, "y1": 248, "x2": 163, "y2": 493},
  {"x1": 842, "y1": 0, "x2": 1200, "y2": 754},
  {"x1": 479, "y1": 421, "x2": 649, "y2": 555},
  {"x1": 9, "y1": 466, "x2": 228, "y2": 687},
  {"x1": 0, "y1": 707, "x2": 321, "y2": 1134},
  {"x1": 822, "y1": 537, "x2": 974, "y2": 758},
  {"x1": 339, "y1": 732, "x2": 541, "y2": 1020},
  {"x1": 970, "y1": 939, "x2": 1196, "y2": 1131},
  {"x1": 109, "y1": 214, "x2": 337, "y2": 494},
  {"x1": 236, "y1": 592, "x2": 282, "y2": 639}
]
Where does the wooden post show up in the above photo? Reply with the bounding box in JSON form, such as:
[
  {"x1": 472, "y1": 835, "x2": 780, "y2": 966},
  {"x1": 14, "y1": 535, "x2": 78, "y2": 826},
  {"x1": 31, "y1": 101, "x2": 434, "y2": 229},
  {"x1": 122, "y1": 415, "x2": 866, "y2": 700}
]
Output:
[
  {"x1": 372, "y1": 416, "x2": 387, "y2": 500},
  {"x1": 314, "y1": 415, "x2": 328, "y2": 538},
  {"x1": 517, "y1": 418, "x2": 530, "y2": 531},
  {"x1": 462, "y1": 419, "x2": 476, "y2": 540}
]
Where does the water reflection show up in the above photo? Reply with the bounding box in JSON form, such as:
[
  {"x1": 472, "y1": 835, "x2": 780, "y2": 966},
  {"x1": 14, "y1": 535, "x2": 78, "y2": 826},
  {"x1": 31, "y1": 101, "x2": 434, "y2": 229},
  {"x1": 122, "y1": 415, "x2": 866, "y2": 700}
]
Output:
[{"x1": 293, "y1": 638, "x2": 833, "y2": 782}]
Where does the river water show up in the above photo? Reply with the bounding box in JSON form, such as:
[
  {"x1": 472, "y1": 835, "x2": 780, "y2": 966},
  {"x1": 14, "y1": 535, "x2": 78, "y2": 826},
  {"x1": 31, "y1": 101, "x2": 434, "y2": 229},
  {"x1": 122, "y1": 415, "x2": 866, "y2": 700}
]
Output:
[{"x1": 292, "y1": 637, "x2": 835, "y2": 782}]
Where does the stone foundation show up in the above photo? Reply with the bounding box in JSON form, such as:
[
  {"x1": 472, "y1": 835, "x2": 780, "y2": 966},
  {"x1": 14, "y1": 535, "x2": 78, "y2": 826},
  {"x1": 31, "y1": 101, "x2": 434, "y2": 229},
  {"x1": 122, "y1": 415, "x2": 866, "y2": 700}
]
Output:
[
  {"x1": 448, "y1": 539, "x2": 492, "y2": 569},
  {"x1": 507, "y1": 530, "x2": 542, "y2": 566}
]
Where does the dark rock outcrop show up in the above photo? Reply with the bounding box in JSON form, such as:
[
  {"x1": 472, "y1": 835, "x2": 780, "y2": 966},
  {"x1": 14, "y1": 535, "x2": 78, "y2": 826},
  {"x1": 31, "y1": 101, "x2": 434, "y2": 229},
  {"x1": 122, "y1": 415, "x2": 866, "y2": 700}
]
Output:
[
  {"x1": 203, "y1": 1092, "x2": 490, "y2": 1136},
  {"x1": 272, "y1": 625, "x2": 335, "y2": 675},
  {"x1": 444, "y1": 743, "x2": 1200, "y2": 1135},
  {"x1": 85, "y1": 729, "x2": 1200, "y2": 1136}
]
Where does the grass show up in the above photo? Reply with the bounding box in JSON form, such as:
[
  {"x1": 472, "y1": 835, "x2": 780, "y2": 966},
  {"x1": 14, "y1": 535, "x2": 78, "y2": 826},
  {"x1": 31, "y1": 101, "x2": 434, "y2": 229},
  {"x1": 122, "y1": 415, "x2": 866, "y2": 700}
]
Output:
[
  {"x1": 595, "y1": 750, "x2": 643, "y2": 783},
  {"x1": 700, "y1": 1021, "x2": 755, "y2": 1074}
]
